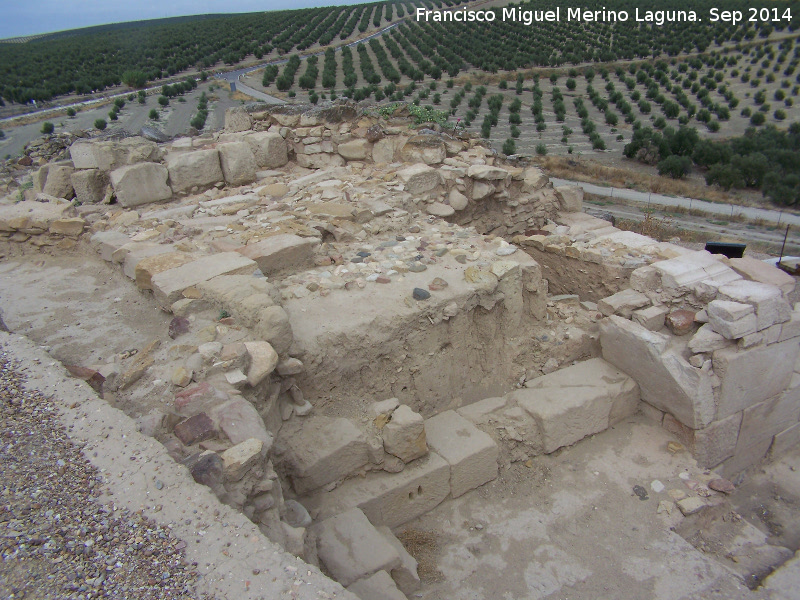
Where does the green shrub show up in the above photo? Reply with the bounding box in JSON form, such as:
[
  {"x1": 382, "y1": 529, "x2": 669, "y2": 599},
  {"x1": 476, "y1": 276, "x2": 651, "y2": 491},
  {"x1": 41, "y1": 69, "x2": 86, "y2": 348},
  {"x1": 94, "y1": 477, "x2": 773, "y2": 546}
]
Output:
[
  {"x1": 148, "y1": 109, "x2": 159, "y2": 120},
  {"x1": 502, "y1": 138, "x2": 516, "y2": 155},
  {"x1": 40, "y1": 121, "x2": 54, "y2": 134},
  {"x1": 750, "y1": 112, "x2": 766, "y2": 125},
  {"x1": 94, "y1": 119, "x2": 107, "y2": 130},
  {"x1": 66, "y1": 107, "x2": 76, "y2": 117},
  {"x1": 535, "y1": 142, "x2": 547, "y2": 155}
]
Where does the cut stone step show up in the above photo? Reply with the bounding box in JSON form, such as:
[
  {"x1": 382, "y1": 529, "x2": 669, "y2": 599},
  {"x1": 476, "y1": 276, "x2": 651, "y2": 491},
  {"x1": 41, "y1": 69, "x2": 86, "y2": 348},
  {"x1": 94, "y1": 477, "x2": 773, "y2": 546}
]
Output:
[
  {"x1": 424, "y1": 410, "x2": 498, "y2": 498},
  {"x1": 310, "y1": 507, "x2": 401, "y2": 588},
  {"x1": 307, "y1": 452, "x2": 450, "y2": 528},
  {"x1": 275, "y1": 415, "x2": 369, "y2": 495},
  {"x1": 150, "y1": 252, "x2": 257, "y2": 307}
]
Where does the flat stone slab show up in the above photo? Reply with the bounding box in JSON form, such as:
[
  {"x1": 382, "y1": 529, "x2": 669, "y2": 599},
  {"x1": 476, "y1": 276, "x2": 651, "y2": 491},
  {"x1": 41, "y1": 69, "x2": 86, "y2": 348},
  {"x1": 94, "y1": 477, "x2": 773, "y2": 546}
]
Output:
[
  {"x1": 237, "y1": 234, "x2": 318, "y2": 276},
  {"x1": 151, "y1": 252, "x2": 256, "y2": 307},
  {"x1": 311, "y1": 508, "x2": 401, "y2": 587},
  {"x1": 309, "y1": 452, "x2": 450, "y2": 528},
  {"x1": 524, "y1": 357, "x2": 640, "y2": 425},
  {"x1": 600, "y1": 315, "x2": 715, "y2": 429},
  {"x1": 276, "y1": 416, "x2": 369, "y2": 495},
  {"x1": 424, "y1": 410, "x2": 498, "y2": 498}
]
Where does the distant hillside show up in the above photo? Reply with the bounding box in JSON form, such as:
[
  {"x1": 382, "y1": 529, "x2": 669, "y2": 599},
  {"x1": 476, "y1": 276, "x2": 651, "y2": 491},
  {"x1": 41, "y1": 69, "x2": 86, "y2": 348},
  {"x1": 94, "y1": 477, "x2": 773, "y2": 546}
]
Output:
[{"x1": 0, "y1": 0, "x2": 448, "y2": 104}]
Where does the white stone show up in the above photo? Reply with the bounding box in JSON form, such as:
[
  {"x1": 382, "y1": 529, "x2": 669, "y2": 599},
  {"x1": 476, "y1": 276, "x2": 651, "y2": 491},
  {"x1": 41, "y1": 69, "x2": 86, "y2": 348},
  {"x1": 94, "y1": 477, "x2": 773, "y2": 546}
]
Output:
[
  {"x1": 688, "y1": 324, "x2": 732, "y2": 353},
  {"x1": 598, "y1": 289, "x2": 651, "y2": 318},
  {"x1": 448, "y1": 188, "x2": 469, "y2": 211},
  {"x1": 243, "y1": 341, "x2": 278, "y2": 386},
  {"x1": 237, "y1": 234, "x2": 318, "y2": 276},
  {"x1": 151, "y1": 253, "x2": 256, "y2": 307},
  {"x1": 312, "y1": 508, "x2": 401, "y2": 588},
  {"x1": 713, "y1": 339, "x2": 800, "y2": 420},
  {"x1": 110, "y1": 163, "x2": 171, "y2": 207},
  {"x1": 424, "y1": 410, "x2": 498, "y2": 498},
  {"x1": 218, "y1": 141, "x2": 257, "y2": 186},
  {"x1": 632, "y1": 305, "x2": 668, "y2": 331},
  {"x1": 396, "y1": 164, "x2": 440, "y2": 195},
  {"x1": 244, "y1": 131, "x2": 288, "y2": 168},
  {"x1": 347, "y1": 571, "x2": 407, "y2": 600},
  {"x1": 276, "y1": 416, "x2": 369, "y2": 495},
  {"x1": 382, "y1": 405, "x2": 427, "y2": 464},
  {"x1": 166, "y1": 149, "x2": 223, "y2": 193},
  {"x1": 719, "y1": 280, "x2": 792, "y2": 331},
  {"x1": 376, "y1": 527, "x2": 421, "y2": 595},
  {"x1": 311, "y1": 453, "x2": 450, "y2": 528},
  {"x1": 600, "y1": 315, "x2": 715, "y2": 429}
]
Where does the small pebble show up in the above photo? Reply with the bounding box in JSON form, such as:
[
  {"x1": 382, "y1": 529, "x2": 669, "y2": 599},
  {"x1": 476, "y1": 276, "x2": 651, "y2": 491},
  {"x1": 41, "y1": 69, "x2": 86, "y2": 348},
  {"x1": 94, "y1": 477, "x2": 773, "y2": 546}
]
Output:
[{"x1": 413, "y1": 288, "x2": 431, "y2": 301}]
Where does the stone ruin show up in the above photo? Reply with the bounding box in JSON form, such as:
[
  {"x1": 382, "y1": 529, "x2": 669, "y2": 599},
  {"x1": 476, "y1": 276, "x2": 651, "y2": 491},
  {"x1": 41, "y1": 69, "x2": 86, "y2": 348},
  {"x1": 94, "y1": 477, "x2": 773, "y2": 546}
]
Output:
[{"x1": 1, "y1": 100, "x2": 799, "y2": 598}]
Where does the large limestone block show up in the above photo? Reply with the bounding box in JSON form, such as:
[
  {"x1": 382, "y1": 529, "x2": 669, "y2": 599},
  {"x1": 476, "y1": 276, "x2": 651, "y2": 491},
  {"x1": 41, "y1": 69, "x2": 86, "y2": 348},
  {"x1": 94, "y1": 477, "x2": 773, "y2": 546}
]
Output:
[
  {"x1": 42, "y1": 165, "x2": 75, "y2": 199},
  {"x1": 382, "y1": 405, "x2": 427, "y2": 463},
  {"x1": 237, "y1": 234, "x2": 318, "y2": 276},
  {"x1": 90, "y1": 231, "x2": 130, "y2": 262},
  {"x1": 312, "y1": 508, "x2": 401, "y2": 588},
  {"x1": 110, "y1": 163, "x2": 172, "y2": 207},
  {"x1": 121, "y1": 244, "x2": 176, "y2": 280},
  {"x1": 397, "y1": 164, "x2": 440, "y2": 195},
  {"x1": 719, "y1": 280, "x2": 792, "y2": 331},
  {"x1": 134, "y1": 252, "x2": 193, "y2": 290},
  {"x1": 399, "y1": 135, "x2": 446, "y2": 164},
  {"x1": 663, "y1": 412, "x2": 742, "y2": 469},
  {"x1": 277, "y1": 416, "x2": 369, "y2": 495},
  {"x1": 521, "y1": 167, "x2": 548, "y2": 192},
  {"x1": 71, "y1": 169, "x2": 108, "y2": 204},
  {"x1": 347, "y1": 571, "x2": 407, "y2": 600},
  {"x1": 652, "y1": 251, "x2": 740, "y2": 295},
  {"x1": 600, "y1": 315, "x2": 716, "y2": 429},
  {"x1": 524, "y1": 357, "x2": 640, "y2": 424},
  {"x1": 424, "y1": 410, "x2": 498, "y2": 498},
  {"x1": 372, "y1": 137, "x2": 398, "y2": 163},
  {"x1": 166, "y1": 149, "x2": 223, "y2": 193},
  {"x1": 92, "y1": 137, "x2": 162, "y2": 172},
  {"x1": 728, "y1": 256, "x2": 796, "y2": 296},
  {"x1": 150, "y1": 252, "x2": 256, "y2": 306},
  {"x1": 70, "y1": 141, "x2": 98, "y2": 169},
  {"x1": 245, "y1": 131, "x2": 288, "y2": 168},
  {"x1": 512, "y1": 386, "x2": 612, "y2": 454},
  {"x1": 554, "y1": 185, "x2": 583, "y2": 212},
  {"x1": 688, "y1": 323, "x2": 733, "y2": 353},
  {"x1": 467, "y1": 164, "x2": 509, "y2": 181},
  {"x1": 598, "y1": 288, "x2": 651, "y2": 318},
  {"x1": 713, "y1": 339, "x2": 800, "y2": 420},
  {"x1": 218, "y1": 142, "x2": 257, "y2": 186},
  {"x1": 312, "y1": 453, "x2": 450, "y2": 528},
  {"x1": 224, "y1": 106, "x2": 253, "y2": 132},
  {"x1": 376, "y1": 527, "x2": 421, "y2": 595},
  {"x1": 338, "y1": 139, "x2": 372, "y2": 161},
  {"x1": 707, "y1": 299, "x2": 758, "y2": 339},
  {"x1": 736, "y1": 385, "x2": 800, "y2": 459}
]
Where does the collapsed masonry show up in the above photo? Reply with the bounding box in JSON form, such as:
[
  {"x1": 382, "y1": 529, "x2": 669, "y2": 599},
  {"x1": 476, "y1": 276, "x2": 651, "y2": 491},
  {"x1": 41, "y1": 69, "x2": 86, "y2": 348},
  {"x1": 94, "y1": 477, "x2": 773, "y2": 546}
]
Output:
[{"x1": 1, "y1": 100, "x2": 799, "y2": 598}]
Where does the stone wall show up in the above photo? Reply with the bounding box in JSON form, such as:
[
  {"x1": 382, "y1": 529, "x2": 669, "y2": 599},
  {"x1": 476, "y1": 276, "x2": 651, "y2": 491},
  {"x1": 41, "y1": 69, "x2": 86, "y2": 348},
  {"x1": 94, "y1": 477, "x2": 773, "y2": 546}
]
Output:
[{"x1": 597, "y1": 249, "x2": 800, "y2": 476}]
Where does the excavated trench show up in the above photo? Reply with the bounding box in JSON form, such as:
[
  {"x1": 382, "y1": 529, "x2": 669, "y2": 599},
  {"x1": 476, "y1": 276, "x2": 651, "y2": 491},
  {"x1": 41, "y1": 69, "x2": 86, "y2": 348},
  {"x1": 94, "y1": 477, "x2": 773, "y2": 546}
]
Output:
[{"x1": 2, "y1": 241, "x2": 799, "y2": 600}]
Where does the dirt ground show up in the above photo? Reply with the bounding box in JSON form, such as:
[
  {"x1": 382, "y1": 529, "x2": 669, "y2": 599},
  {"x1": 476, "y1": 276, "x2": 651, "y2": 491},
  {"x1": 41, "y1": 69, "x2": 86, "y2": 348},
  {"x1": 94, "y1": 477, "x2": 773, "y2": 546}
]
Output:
[{"x1": 402, "y1": 417, "x2": 800, "y2": 600}]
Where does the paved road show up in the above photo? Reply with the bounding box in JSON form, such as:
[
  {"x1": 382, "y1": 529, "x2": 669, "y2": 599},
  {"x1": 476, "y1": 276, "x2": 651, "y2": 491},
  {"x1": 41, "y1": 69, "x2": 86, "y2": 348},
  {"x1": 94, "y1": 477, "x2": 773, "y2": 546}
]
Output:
[{"x1": 551, "y1": 177, "x2": 800, "y2": 227}]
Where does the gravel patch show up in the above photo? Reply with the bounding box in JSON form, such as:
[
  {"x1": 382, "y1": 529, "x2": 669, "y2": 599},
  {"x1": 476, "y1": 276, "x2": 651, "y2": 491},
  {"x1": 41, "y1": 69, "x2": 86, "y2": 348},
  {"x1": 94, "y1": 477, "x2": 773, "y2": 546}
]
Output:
[{"x1": 0, "y1": 350, "x2": 199, "y2": 600}]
